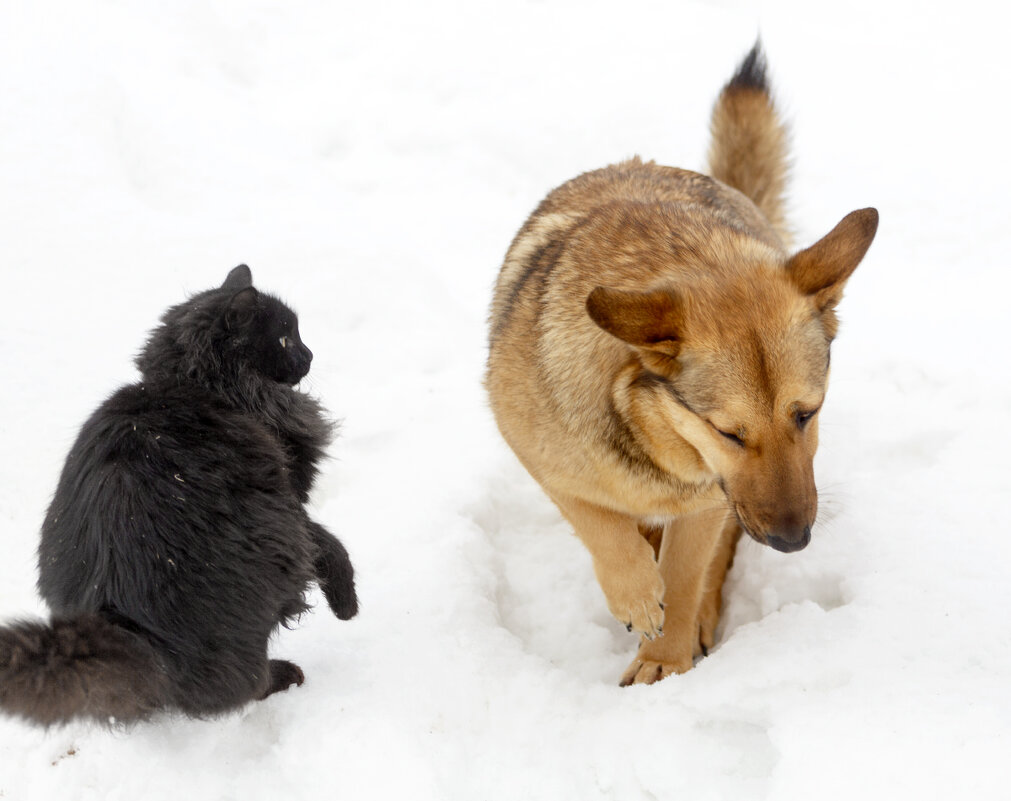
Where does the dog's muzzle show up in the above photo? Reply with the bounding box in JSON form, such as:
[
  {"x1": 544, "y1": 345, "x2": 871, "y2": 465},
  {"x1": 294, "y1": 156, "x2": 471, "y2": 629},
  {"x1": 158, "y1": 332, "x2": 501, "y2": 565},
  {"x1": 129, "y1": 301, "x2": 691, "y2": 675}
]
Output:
[{"x1": 766, "y1": 525, "x2": 812, "y2": 553}]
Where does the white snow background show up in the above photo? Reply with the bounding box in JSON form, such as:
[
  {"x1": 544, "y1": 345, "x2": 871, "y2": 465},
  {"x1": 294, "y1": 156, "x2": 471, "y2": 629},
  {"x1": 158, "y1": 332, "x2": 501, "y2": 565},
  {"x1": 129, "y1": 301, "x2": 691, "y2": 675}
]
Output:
[{"x1": 1, "y1": 1, "x2": 1009, "y2": 798}]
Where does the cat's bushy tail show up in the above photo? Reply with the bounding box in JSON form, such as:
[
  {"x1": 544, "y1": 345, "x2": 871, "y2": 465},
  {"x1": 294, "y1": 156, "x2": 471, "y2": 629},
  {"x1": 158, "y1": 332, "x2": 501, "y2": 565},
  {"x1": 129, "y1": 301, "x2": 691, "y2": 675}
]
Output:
[{"x1": 0, "y1": 613, "x2": 171, "y2": 726}]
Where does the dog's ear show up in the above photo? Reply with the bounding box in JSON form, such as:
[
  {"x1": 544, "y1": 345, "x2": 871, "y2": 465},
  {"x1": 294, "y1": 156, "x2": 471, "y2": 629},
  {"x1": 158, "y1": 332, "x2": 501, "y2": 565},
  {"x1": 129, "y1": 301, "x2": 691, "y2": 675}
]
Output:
[
  {"x1": 586, "y1": 287, "x2": 683, "y2": 357},
  {"x1": 786, "y1": 208, "x2": 878, "y2": 316}
]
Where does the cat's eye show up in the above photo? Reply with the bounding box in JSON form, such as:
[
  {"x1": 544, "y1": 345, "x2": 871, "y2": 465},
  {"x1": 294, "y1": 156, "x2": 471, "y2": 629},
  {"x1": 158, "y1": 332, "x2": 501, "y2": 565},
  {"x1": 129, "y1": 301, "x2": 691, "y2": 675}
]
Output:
[{"x1": 279, "y1": 336, "x2": 289, "y2": 349}]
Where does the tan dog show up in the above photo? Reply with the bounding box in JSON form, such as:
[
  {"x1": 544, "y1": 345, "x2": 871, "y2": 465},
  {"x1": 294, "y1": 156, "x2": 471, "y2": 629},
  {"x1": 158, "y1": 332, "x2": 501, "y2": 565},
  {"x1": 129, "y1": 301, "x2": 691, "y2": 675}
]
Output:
[{"x1": 485, "y1": 44, "x2": 877, "y2": 685}]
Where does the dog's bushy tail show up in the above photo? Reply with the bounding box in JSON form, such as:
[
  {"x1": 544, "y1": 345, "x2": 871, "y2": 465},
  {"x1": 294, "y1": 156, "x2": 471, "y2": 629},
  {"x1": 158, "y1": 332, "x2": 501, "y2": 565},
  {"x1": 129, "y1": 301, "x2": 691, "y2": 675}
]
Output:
[
  {"x1": 0, "y1": 614, "x2": 171, "y2": 727},
  {"x1": 708, "y1": 41, "x2": 791, "y2": 244}
]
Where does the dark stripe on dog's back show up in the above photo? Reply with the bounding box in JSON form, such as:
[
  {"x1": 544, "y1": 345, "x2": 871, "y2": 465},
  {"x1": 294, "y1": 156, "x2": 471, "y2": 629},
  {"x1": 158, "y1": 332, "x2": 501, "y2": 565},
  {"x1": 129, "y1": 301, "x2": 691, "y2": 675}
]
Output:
[{"x1": 490, "y1": 235, "x2": 566, "y2": 345}]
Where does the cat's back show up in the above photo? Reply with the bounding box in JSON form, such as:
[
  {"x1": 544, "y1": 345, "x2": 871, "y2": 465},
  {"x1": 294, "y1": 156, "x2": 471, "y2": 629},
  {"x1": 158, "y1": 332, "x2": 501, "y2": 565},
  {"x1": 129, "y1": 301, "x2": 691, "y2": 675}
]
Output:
[
  {"x1": 49, "y1": 381, "x2": 288, "y2": 499},
  {"x1": 39, "y1": 380, "x2": 310, "y2": 626},
  {"x1": 100, "y1": 381, "x2": 291, "y2": 493}
]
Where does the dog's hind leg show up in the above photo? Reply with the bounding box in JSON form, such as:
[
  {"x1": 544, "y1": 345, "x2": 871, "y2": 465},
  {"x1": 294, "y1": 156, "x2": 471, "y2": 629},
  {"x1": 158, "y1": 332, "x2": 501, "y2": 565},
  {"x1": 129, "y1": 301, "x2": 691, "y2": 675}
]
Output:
[
  {"x1": 637, "y1": 522, "x2": 664, "y2": 560},
  {"x1": 620, "y1": 508, "x2": 730, "y2": 686},
  {"x1": 695, "y1": 516, "x2": 742, "y2": 658},
  {"x1": 552, "y1": 494, "x2": 666, "y2": 641}
]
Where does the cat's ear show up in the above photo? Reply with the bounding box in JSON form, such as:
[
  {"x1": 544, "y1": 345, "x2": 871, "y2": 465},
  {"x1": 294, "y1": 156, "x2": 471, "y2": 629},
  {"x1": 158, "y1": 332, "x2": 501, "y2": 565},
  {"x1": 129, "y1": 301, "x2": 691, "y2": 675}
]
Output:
[
  {"x1": 225, "y1": 287, "x2": 259, "y2": 330},
  {"x1": 222, "y1": 264, "x2": 253, "y2": 291}
]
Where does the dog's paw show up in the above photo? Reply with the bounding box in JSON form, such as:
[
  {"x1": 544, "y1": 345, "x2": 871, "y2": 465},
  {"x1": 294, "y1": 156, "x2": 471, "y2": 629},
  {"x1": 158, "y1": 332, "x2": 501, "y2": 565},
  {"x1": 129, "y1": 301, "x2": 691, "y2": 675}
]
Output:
[
  {"x1": 619, "y1": 614, "x2": 700, "y2": 684},
  {"x1": 618, "y1": 597, "x2": 666, "y2": 641},
  {"x1": 597, "y1": 560, "x2": 665, "y2": 640},
  {"x1": 619, "y1": 656, "x2": 691, "y2": 686}
]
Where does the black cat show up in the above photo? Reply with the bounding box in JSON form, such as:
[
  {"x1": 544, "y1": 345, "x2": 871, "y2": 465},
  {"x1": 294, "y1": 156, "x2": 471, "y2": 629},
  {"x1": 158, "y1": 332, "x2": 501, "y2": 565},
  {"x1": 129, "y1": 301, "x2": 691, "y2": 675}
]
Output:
[{"x1": 0, "y1": 265, "x2": 357, "y2": 725}]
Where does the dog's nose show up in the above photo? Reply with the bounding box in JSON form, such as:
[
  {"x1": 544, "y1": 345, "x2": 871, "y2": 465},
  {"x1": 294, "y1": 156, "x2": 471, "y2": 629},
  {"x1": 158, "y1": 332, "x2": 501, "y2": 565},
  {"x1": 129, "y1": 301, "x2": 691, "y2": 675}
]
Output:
[{"x1": 766, "y1": 524, "x2": 811, "y2": 553}]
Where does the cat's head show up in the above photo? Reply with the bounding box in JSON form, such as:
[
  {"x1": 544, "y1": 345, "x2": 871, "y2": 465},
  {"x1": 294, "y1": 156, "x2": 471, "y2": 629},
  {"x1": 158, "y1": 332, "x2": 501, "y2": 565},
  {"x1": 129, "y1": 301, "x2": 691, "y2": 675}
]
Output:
[
  {"x1": 219, "y1": 265, "x2": 313, "y2": 386},
  {"x1": 137, "y1": 265, "x2": 315, "y2": 390}
]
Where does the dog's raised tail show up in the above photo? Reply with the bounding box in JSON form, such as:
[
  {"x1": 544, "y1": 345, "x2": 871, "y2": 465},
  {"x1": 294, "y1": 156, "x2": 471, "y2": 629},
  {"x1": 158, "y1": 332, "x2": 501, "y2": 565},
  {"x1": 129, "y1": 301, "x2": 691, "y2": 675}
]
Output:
[
  {"x1": 0, "y1": 614, "x2": 170, "y2": 727},
  {"x1": 708, "y1": 41, "x2": 791, "y2": 244}
]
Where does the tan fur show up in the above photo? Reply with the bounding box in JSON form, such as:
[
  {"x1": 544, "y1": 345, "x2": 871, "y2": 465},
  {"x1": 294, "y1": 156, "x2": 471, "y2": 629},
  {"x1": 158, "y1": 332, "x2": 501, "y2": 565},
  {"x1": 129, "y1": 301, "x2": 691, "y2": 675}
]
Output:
[
  {"x1": 486, "y1": 45, "x2": 877, "y2": 684},
  {"x1": 708, "y1": 79, "x2": 790, "y2": 243}
]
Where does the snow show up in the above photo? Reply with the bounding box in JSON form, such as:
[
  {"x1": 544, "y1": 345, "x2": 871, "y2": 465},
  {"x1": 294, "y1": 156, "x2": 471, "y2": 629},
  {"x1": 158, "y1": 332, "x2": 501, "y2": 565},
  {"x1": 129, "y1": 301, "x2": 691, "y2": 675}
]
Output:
[{"x1": 1, "y1": 0, "x2": 1009, "y2": 798}]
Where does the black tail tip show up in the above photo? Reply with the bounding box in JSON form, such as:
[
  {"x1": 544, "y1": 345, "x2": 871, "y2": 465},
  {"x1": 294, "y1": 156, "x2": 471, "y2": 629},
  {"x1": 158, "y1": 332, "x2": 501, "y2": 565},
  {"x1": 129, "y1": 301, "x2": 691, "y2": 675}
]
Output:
[{"x1": 727, "y1": 40, "x2": 768, "y2": 92}]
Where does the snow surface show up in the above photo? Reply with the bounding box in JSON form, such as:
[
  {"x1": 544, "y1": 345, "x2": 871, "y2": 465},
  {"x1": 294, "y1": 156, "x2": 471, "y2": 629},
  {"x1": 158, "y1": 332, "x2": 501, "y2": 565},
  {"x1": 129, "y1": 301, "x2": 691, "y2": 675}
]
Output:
[{"x1": 1, "y1": 1, "x2": 1009, "y2": 798}]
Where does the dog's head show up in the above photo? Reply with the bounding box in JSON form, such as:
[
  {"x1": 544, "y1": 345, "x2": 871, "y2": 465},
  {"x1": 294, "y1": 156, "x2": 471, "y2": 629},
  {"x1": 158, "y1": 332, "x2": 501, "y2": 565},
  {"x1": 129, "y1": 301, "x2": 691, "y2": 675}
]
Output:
[{"x1": 587, "y1": 209, "x2": 878, "y2": 552}]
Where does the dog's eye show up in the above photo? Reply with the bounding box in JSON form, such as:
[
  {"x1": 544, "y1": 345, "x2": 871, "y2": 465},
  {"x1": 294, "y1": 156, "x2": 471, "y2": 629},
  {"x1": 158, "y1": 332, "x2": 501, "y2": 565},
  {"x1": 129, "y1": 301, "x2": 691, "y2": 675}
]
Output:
[
  {"x1": 279, "y1": 336, "x2": 288, "y2": 349},
  {"x1": 795, "y1": 408, "x2": 818, "y2": 430},
  {"x1": 717, "y1": 428, "x2": 745, "y2": 447}
]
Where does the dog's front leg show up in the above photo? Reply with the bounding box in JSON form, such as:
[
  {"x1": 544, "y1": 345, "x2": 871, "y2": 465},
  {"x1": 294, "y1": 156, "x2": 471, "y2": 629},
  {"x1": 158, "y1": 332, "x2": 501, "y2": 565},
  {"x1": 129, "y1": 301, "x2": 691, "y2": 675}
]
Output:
[
  {"x1": 551, "y1": 494, "x2": 665, "y2": 640},
  {"x1": 620, "y1": 507, "x2": 730, "y2": 685}
]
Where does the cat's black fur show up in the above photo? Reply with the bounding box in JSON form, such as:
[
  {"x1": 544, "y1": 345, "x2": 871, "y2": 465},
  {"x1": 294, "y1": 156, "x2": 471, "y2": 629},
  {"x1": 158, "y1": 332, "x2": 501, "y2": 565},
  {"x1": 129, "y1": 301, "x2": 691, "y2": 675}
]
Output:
[{"x1": 0, "y1": 265, "x2": 357, "y2": 726}]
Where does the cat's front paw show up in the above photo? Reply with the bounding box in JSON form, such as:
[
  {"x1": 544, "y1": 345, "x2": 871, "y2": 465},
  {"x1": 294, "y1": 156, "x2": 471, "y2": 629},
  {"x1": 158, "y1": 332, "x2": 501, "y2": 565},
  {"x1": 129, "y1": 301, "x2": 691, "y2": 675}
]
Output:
[
  {"x1": 311, "y1": 525, "x2": 358, "y2": 620},
  {"x1": 322, "y1": 579, "x2": 358, "y2": 620}
]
